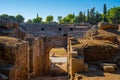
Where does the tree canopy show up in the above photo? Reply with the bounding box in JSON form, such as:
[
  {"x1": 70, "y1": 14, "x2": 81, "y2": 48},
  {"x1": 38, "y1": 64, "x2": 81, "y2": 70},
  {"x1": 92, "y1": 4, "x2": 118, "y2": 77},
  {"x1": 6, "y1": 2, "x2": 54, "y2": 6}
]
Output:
[
  {"x1": 33, "y1": 17, "x2": 42, "y2": 23},
  {"x1": 0, "y1": 4, "x2": 119, "y2": 24},
  {"x1": 107, "y1": 6, "x2": 120, "y2": 24},
  {"x1": 16, "y1": 14, "x2": 24, "y2": 23},
  {"x1": 45, "y1": 15, "x2": 54, "y2": 23}
]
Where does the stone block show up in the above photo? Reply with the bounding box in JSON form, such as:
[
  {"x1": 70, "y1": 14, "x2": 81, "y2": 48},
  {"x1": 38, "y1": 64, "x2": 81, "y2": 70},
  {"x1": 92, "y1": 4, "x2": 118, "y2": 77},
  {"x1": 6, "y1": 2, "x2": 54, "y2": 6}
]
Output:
[
  {"x1": 71, "y1": 51, "x2": 78, "y2": 58},
  {"x1": 70, "y1": 56, "x2": 84, "y2": 76},
  {"x1": 100, "y1": 63, "x2": 117, "y2": 69},
  {"x1": 98, "y1": 22, "x2": 118, "y2": 30},
  {"x1": 103, "y1": 66, "x2": 115, "y2": 72}
]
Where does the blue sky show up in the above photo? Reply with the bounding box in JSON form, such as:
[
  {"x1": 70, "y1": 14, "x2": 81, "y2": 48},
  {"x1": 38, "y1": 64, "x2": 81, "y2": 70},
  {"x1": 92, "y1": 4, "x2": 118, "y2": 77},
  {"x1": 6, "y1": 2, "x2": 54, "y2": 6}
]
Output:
[{"x1": 0, "y1": 0, "x2": 120, "y2": 21}]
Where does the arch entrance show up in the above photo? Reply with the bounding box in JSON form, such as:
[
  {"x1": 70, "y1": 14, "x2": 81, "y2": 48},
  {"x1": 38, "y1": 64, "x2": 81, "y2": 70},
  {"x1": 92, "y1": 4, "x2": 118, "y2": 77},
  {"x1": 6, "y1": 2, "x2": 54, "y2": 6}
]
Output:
[
  {"x1": 41, "y1": 36, "x2": 68, "y2": 75},
  {"x1": 49, "y1": 47, "x2": 67, "y2": 76}
]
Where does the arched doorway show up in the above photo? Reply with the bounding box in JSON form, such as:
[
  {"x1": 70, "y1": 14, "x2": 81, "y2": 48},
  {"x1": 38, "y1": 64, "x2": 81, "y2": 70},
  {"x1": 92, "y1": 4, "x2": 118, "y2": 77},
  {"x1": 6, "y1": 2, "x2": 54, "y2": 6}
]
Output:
[
  {"x1": 41, "y1": 36, "x2": 68, "y2": 75},
  {"x1": 49, "y1": 47, "x2": 68, "y2": 76}
]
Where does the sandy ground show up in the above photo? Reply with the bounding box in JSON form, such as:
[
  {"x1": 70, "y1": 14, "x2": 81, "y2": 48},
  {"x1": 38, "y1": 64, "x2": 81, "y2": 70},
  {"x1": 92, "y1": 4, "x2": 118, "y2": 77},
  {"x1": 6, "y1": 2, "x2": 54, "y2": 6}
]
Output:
[
  {"x1": 30, "y1": 70, "x2": 120, "y2": 80},
  {"x1": 82, "y1": 69, "x2": 120, "y2": 80},
  {"x1": 30, "y1": 76, "x2": 68, "y2": 80}
]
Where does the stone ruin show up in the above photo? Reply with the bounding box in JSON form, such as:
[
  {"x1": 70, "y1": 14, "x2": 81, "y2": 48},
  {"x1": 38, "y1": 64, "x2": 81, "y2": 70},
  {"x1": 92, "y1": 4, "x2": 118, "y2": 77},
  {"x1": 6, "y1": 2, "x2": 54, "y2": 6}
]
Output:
[
  {"x1": 68, "y1": 22, "x2": 120, "y2": 80},
  {"x1": 0, "y1": 18, "x2": 120, "y2": 80}
]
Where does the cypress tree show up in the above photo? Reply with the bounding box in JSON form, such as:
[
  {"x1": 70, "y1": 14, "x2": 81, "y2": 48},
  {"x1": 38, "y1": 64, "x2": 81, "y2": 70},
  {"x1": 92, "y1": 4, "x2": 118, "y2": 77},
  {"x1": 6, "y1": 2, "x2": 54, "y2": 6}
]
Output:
[
  {"x1": 103, "y1": 4, "x2": 108, "y2": 22},
  {"x1": 84, "y1": 11, "x2": 86, "y2": 22},
  {"x1": 87, "y1": 9, "x2": 89, "y2": 22}
]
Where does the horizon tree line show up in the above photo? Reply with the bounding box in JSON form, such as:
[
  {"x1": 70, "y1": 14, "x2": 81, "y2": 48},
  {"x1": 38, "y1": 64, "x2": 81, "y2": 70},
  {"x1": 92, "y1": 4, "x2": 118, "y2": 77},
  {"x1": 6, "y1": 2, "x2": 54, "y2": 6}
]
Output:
[{"x1": 0, "y1": 4, "x2": 120, "y2": 24}]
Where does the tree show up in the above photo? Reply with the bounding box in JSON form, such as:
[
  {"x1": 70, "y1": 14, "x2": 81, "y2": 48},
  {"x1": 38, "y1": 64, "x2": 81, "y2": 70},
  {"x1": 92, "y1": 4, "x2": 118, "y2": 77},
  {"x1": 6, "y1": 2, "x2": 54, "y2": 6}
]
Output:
[
  {"x1": 0, "y1": 14, "x2": 8, "y2": 19},
  {"x1": 83, "y1": 11, "x2": 86, "y2": 22},
  {"x1": 88, "y1": 7, "x2": 96, "y2": 24},
  {"x1": 107, "y1": 7, "x2": 120, "y2": 24},
  {"x1": 60, "y1": 13, "x2": 75, "y2": 24},
  {"x1": 33, "y1": 17, "x2": 42, "y2": 23},
  {"x1": 61, "y1": 17, "x2": 70, "y2": 24},
  {"x1": 87, "y1": 9, "x2": 90, "y2": 22},
  {"x1": 96, "y1": 11, "x2": 102, "y2": 23},
  {"x1": 57, "y1": 16, "x2": 62, "y2": 23},
  {"x1": 66, "y1": 14, "x2": 75, "y2": 23},
  {"x1": 74, "y1": 16, "x2": 79, "y2": 23},
  {"x1": 27, "y1": 19, "x2": 33, "y2": 23},
  {"x1": 103, "y1": 4, "x2": 108, "y2": 22},
  {"x1": 46, "y1": 15, "x2": 54, "y2": 23},
  {"x1": 78, "y1": 11, "x2": 84, "y2": 23},
  {"x1": 16, "y1": 14, "x2": 24, "y2": 23},
  {"x1": 32, "y1": 14, "x2": 42, "y2": 23},
  {"x1": 8, "y1": 16, "x2": 16, "y2": 21}
]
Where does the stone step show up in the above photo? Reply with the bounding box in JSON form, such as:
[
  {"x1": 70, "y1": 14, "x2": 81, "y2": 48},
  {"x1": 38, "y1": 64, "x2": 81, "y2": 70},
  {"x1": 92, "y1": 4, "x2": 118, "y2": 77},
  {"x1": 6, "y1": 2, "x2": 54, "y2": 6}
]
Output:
[{"x1": 0, "y1": 65, "x2": 13, "y2": 77}]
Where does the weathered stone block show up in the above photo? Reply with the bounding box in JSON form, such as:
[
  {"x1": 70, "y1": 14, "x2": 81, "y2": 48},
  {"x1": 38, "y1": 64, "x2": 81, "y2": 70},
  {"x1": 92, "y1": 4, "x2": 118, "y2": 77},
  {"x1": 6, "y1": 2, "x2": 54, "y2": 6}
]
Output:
[
  {"x1": 70, "y1": 55, "x2": 84, "y2": 77},
  {"x1": 103, "y1": 66, "x2": 115, "y2": 72},
  {"x1": 98, "y1": 22, "x2": 119, "y2": 30},
  {"x1": 100, "y1": 63, "x2": 117, "y2": 69},
  {"x1": 26, "y1": 37, "x2": 42, "y2": 77},
  {"x1": 0, "y1": 36, "x2": 29, "y2": 80},
  {"x1": 71, "y1": 51, "x2": 78, "y2": 58}
]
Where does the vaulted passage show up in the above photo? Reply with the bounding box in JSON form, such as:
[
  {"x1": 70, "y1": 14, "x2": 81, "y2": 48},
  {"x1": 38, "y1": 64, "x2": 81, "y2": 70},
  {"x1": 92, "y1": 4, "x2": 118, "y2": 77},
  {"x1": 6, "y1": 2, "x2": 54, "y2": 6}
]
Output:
[
  {"x1": 49, "y1": 48, "x2": 68, "y2": 76},
  {"x1": 26, "y1": 36, "x2": 68, "y2": 77}
]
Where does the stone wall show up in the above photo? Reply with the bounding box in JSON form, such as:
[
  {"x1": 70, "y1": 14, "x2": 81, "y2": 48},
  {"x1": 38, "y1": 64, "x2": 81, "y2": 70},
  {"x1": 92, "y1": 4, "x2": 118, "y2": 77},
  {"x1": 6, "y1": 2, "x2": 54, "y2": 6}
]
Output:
[
  {"x1": 20, "y1": 23, "x2": 91, "y2": 38},
  {"x1": 0, "y1": 36, "x2": 29, "y2": 80},
  {"x1": 25, "y1": 36, "x2": 67, "y2": 77},
  {"x1": 43, "y1": 36, "x2": 67, "y2": 74},
  {"x1": 26, "y1": 38, "x2": 42, "y2": 77}
]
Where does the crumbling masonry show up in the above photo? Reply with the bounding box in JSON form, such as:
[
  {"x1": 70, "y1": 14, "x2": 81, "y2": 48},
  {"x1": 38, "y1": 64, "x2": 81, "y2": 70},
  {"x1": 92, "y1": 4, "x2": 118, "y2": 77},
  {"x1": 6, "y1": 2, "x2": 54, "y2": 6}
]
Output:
[{"x1": 0, "y1": 19, "x2": 120, "y2": 80}]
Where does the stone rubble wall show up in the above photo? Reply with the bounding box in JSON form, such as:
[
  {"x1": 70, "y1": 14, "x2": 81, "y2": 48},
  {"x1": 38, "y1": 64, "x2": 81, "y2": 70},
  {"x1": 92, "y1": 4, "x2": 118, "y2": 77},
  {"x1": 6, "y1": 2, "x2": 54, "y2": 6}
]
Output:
[{"x1": 0, "y1": 36, "x2": 29, "y2": 80}]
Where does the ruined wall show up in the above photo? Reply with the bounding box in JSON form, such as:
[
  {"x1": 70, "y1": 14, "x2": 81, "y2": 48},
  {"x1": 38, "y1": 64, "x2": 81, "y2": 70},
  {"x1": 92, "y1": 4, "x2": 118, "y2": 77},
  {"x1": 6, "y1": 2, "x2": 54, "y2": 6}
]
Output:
[
  {"x1": 10, "y1": 41, "x2": 29, "y2": 80},
  {"x1": 25, "y1": 36, "x2": 68, "y2": 77},
  {"x1": 0, "y1": 18, "x2": 31, "y2": 40},
  {"x1": 20, "y1": 23, "x2": 91, "y2": 38},
  {"x1": 71, "y1": 40, "x2": 119, "y2": 62},
  {"x1": 43, "y1": 36, "x2": 68, "y2": 74},
  {"x1": 0, "y1": 36, "x2": 29, "y2": 80},
  {"x1": 26, "y1": 38, "x2": 42, "y2": 77}
]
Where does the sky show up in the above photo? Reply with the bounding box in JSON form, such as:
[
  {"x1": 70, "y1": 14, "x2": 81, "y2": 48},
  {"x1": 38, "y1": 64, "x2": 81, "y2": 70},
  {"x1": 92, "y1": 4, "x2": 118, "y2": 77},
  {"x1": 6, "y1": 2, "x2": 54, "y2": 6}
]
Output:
[{"x1": 0, "y1": 0, "x2": 120, "y2": 21}]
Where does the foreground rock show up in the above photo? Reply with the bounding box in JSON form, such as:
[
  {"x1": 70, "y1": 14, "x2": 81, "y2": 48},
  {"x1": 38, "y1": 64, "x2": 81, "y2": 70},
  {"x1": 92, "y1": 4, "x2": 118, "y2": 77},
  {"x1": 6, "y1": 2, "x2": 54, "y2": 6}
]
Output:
[{"x1": 0, "y1": 36, "x2": 29, "y2": 80}]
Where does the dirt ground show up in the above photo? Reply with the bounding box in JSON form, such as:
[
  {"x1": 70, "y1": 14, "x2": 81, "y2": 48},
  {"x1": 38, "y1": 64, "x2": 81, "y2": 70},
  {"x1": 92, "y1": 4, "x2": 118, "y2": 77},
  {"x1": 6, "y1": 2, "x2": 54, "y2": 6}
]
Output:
[
  {"x1": 82, "y1": 69, "x2": 120, "y2": 80},
  {"x1": 30, "y1": 70, "x2": 120, "y2": 80},
  {"x1": 30, "y1": 76, "x2": 68, "y2": 80}
]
